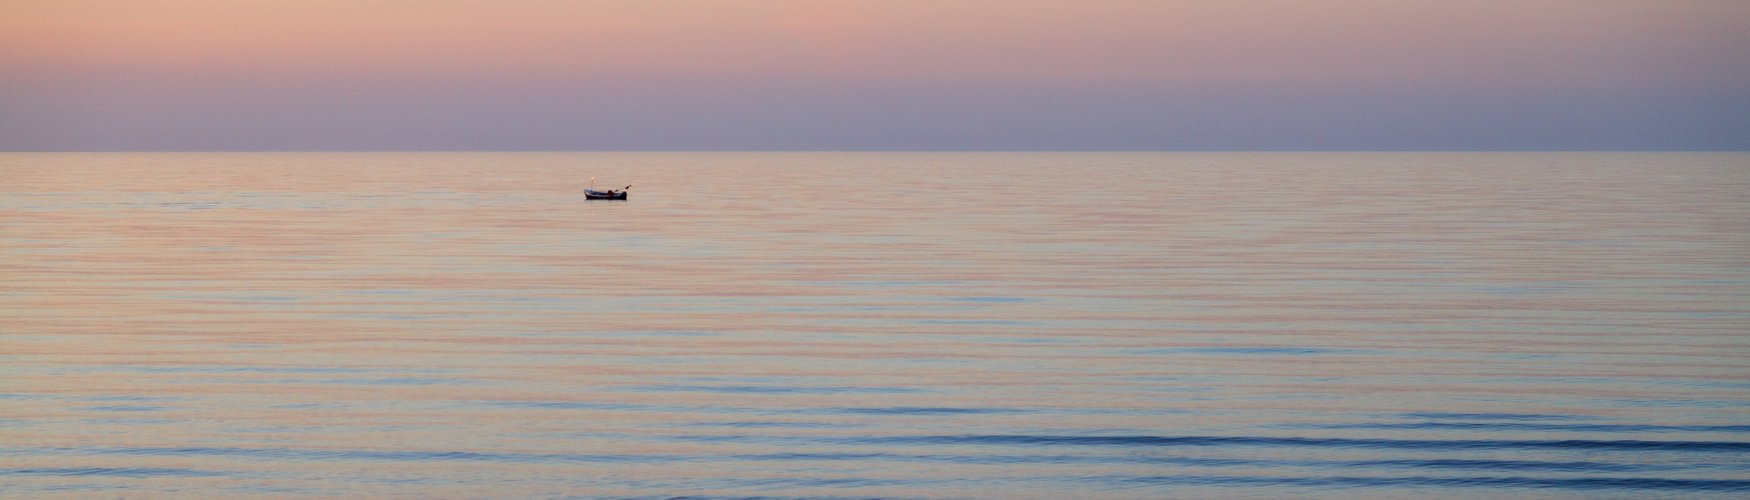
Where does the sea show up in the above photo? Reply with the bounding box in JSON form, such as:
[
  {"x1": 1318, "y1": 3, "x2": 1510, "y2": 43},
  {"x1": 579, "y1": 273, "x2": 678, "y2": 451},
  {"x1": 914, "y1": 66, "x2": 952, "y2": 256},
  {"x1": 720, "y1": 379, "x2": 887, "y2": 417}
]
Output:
[{"x1": 2, "y1": 152, "x2": 1748, "y2": 499}]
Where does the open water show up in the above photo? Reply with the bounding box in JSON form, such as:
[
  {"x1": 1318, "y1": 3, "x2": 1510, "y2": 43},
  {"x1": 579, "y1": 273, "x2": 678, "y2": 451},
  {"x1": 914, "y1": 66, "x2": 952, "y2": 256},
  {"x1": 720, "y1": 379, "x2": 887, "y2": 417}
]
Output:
[{"x1": 3, "y1": 152, "x2": 1748, "y2": 499}]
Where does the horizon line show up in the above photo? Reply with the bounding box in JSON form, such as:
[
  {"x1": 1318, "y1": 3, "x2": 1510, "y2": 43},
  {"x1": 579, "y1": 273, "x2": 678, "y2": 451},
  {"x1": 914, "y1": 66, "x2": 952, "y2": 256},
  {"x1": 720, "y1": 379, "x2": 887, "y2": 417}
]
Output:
[{"x1": 4, "y1": 149, "x2": 1748, "y2": 154}]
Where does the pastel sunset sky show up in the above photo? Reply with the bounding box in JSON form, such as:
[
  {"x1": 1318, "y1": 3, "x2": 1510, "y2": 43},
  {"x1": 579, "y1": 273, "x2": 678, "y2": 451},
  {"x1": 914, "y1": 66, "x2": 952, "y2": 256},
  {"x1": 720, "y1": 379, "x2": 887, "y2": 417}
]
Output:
[{"x1": 4, "y1": 0, "x2": 1747, "y2": 150}]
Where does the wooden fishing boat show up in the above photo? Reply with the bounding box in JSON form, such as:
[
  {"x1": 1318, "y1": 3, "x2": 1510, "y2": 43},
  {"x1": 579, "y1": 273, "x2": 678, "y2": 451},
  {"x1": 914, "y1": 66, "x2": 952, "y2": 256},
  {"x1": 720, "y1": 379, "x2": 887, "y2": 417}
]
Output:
[{"x1": 585, "y1": 189, "x2": 627, "y2": 200}]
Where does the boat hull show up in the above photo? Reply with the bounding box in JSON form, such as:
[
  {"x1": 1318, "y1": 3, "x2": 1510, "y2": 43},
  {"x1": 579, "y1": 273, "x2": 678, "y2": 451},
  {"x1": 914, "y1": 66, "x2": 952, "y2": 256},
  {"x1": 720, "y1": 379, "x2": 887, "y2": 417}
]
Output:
[{"x1": 585, "y1": 191, "x2": 627, "y2": 200}]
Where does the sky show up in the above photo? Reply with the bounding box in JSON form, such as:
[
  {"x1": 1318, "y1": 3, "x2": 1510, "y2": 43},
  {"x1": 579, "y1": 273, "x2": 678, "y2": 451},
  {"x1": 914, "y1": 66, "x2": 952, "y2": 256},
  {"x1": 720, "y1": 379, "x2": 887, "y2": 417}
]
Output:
[{"x1": 3, "y1": 0, "x2": 1748, "y2": 151}]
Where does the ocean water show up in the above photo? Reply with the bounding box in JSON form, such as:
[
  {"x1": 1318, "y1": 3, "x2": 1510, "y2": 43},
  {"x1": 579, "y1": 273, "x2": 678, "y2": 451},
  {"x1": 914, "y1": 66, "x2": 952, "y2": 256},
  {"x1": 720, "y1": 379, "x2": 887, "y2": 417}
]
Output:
[{"x1": 2, "y1": 152, "x2": 1747, "y2": 499}]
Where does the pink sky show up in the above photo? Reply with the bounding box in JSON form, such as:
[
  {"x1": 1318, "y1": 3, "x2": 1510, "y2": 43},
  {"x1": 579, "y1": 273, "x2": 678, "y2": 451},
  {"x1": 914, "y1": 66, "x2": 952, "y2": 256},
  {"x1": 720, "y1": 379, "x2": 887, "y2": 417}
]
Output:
[{"x1": 4, "y1": 0, "x2": 1747, "y2": 150}]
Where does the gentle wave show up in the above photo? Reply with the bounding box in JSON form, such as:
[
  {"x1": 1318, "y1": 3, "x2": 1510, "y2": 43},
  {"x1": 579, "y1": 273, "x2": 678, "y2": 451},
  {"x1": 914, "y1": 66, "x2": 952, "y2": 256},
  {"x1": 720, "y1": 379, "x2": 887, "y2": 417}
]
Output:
[
  {"x1": 5, "y1": 466, "x2": 1747, "y2": 493},
  {"x1": 2, "y1": 468, "x2": 229, "y2": 478},
  {"x1": 14, "y1": 445, "x2": 1749, "y2": 473},
  {"x1": 1104, "y1": 475, "x2": 1750, "y2": 491},
  {"x1": 842, "y1": 435, "x2": 1750, "y2": 452},
  {"x1": 1280, "y1": 422, "x2": 1750, "y2": 433}
]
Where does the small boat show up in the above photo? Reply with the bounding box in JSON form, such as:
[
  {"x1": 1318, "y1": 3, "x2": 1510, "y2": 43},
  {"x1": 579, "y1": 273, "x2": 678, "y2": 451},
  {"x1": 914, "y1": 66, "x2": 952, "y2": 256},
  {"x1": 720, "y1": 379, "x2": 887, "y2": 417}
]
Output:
[
  {"x1": 586, "y1": 180, "x2": 629, "y2": 200},
  {"x1": 585, "y1": 187, "x2": 628, "y2": 200}
]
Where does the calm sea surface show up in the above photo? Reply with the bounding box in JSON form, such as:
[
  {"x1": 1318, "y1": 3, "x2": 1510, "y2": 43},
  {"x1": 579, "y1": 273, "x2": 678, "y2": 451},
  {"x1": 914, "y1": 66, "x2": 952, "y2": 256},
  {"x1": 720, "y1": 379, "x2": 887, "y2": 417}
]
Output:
[{"x1": 3, "y1": 152, "x2": 1748, "y2": 499}]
